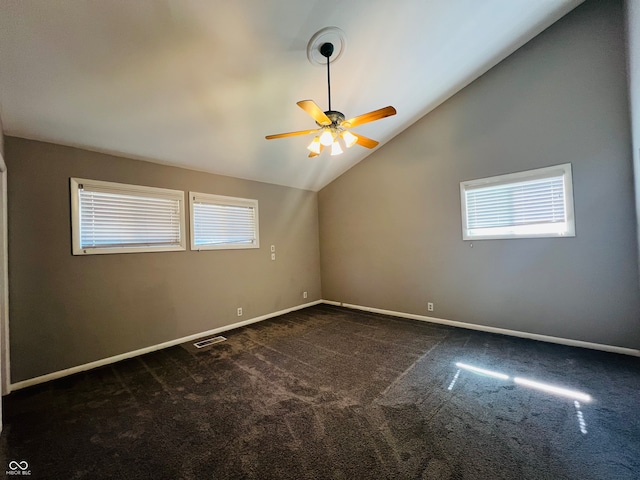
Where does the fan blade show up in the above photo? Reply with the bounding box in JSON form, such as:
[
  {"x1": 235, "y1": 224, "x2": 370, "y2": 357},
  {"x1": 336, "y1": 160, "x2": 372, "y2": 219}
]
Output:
[
  {"x1": 342, "y1": 106, "x2": 396, "y2": 128},
  {"x1": 297, "y1": 100, "x2": 332, "y2": 126},
  {"x1": 265, "y1": 129, "x2": 318, "y2": 140},
  {"x1": 353, "y1": 133, "x2": 379, "y2": 149},
  {"x1": 308, "y1": 145, "x2": 325, "y2": 158}
]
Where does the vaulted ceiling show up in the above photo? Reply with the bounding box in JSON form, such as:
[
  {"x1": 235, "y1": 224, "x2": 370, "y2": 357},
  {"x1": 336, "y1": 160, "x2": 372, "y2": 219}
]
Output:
[{"x1": 0, "y1": 0, "x2": 583, "y2": 191}]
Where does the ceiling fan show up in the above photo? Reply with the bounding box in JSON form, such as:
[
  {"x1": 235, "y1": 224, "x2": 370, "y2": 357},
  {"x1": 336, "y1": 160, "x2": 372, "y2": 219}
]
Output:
[{"x1": 265, "y1": 42, "x2": 397, "y2": 157}]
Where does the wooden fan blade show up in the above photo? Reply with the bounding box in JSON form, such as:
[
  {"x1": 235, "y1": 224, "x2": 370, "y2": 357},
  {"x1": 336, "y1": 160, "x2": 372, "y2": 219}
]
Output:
[
  {"x1": 265, "y1": 129, "x2": 318, "y2": 140},
  {"x1": 353, "y1": 133, "x2": 379, "y2": 149},
  {"x1": 342, "y1": 106, "x2": 396, "y2": 128},
  {"x1": 308, "y1": 145, "x2": 325, "y2": 158},
  {"x1": 297, "y1": 100, "x2": 332, "y2": 126}
]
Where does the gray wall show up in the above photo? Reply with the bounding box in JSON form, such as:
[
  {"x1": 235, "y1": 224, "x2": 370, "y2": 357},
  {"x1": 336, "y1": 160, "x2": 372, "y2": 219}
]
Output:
[
  {"x1": 319, "y1": 0, "x2": 640, "y2": 349},
  {"x1": 6, "y1": 137, "x2": 322, "y2": 382},
  {"x1": 627, "y1": 0, "x2": 640, "y2": 276},
  {"x1": 0, "y1": 112, "x2": 4, "y2": 155}
]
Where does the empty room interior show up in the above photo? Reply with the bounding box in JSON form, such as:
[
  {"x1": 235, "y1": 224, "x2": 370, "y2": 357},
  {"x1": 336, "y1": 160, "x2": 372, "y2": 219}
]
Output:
[{"x1": 0, "y1": 0, "x2": 639, "y2": 479}]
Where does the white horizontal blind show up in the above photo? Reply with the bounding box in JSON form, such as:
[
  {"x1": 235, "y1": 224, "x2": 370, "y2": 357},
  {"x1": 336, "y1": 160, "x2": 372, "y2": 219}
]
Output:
[
  {"x1": 466, "y1": 176, "x2": 565, "y2": 228},
  {"x1": 71, "y1": 179, "x2": 185, "y2": 254},
  {"x1": 461, "y1": 164, "x2": 574, "y2": 239},
  {"x1": 190, "y1": 192, "x2": 259, "y2": 250}
]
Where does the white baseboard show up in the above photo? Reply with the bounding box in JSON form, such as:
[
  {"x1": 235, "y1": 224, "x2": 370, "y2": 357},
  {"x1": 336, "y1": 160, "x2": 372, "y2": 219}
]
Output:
[
  {"x1": 11, "y1": 298, "x2": 639, "y2": 392},
  {"x1": 10, "y1": 300, "x2": 323, "y2": 392},
  {"x1": 325, "y1": 301, "x2": 640, "y2": 357}
]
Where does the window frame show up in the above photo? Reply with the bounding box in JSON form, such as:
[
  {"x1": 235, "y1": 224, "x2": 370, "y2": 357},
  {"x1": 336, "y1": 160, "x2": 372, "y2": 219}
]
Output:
[
  {"x1": 460, "y1": 163, "x2": 575, "y2": 241},
  {"x1": 70, "y1": 178, "x2": 186, "y2": 255},
  {"x1": 189, "y1": 191, "x2": 260, "y2": 251}
]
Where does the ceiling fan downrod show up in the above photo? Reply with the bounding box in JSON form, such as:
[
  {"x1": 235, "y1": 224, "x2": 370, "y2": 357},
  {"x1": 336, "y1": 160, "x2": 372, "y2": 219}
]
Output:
[{"x1": 320, "y1": 42, "x2": 334, "y2": 113}]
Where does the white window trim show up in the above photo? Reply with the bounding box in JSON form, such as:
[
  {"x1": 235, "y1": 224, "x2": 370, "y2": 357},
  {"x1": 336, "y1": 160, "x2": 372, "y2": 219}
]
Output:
[
  {"x1": 189, "y1": 192, "x2": 259, "y2": 251},
  {"x1": 460, "y1": 163, "x2": 575, "y2": 240},
  {"x1": 70, "y1": 178, "x2": 186, "y2": 255}
]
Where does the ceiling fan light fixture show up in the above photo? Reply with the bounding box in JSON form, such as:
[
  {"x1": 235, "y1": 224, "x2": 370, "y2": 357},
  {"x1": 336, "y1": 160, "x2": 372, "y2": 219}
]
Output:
[
  {"x1": 265, "y1": 30, "x2": 396, "y2": 157},
  {"x1": 330, "y1": 139, "x2": 344, "y2": 156},
  {"x1": 307, "y1": 136, "x2": 322, "y2": 154},
  {"x1": 341, "y1": 130, "x2": 358, "y2": 148},
  {"x1": 319, "y1": 129, "x2": 335, "y2": 146}
]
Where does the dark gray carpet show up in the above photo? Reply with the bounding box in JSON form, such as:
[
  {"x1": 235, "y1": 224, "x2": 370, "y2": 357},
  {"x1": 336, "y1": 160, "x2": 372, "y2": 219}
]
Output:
[{"x1": 1, "y1": 304, "x2": 639, "y2": 479}]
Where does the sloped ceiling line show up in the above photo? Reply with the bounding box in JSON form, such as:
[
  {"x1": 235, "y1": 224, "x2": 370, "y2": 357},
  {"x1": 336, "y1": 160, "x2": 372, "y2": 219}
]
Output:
[{"x1": 0, "y1": 0, "x2": 583, "y2": 191}]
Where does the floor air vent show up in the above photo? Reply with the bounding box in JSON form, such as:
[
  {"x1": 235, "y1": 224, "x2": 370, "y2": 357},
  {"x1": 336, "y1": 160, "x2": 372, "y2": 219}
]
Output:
[{"x1": 193, "y1": 336, "x2": 227, "y2": 349}]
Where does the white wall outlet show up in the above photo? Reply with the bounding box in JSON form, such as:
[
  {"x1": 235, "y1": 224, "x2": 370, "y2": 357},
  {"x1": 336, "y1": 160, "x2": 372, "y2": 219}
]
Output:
[
  {"x1": 271, "y1": 253, "x2": 276, "y2": 261},
  {"x1": 303, "y1": 291, "x2": 308, "y2": 299},
  {"x1": 237, "y1": 307, "x2": 243, "y2": 317},
  {"x1": 427, "y1": 302, "x2": 434, "y2": 312},
  {"x1": 271, "y1": 245, "x2": 275, "y2": 252}
]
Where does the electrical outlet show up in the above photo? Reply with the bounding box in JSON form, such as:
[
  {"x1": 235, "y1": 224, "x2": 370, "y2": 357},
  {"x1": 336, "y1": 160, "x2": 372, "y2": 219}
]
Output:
[
  {"x1": 427, "y1": 302, "x2": 434, "y2": 312},
  {"x1": 271, "y1": 245, "x2": 275, "y2": 252},
  {"x1": 237, "y1": 307, "x2": 243, "y2": 317},
  {"x1": 303, "y1": 291, "x2": 308, "y2": 299}
]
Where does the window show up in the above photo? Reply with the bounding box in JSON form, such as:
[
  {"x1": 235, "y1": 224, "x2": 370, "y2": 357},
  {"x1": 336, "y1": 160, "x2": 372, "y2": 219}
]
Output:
[
  {"x1": 70, "y1": 178, "x2": 186, "y2": 255},
  {"x1": 460, "y1": 163, "x2": 575, "y2": 240},
  {"x1": 189, "y1": 192, "x2": 259, "y2": 250}
]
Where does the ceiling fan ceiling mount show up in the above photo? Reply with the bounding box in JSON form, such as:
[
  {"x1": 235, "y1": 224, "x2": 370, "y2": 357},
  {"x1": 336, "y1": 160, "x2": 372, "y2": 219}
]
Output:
[
  {"x1": 320, "y1": 42, "x2": 334, "y2": 59},
  {"x1": 306, "y1": 27, "x2": 346, "y2": 66}
]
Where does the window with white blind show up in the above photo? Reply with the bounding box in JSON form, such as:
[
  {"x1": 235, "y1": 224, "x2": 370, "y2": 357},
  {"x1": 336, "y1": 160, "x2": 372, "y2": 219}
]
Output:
[
  {"x1": 189, "y1": 192, "x2": 259, "y2": 250},
  {"x1": 460, "y1": 163, "x2": 575, "y2": 240},
  {"x1": 70, "y1": 178, "x2": 186, "y2": 255}
]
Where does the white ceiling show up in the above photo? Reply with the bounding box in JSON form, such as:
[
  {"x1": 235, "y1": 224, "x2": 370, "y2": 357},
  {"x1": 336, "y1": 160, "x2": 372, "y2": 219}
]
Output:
[{"x1": 0, "y1": 0, "x2": 583, "y2": 191}]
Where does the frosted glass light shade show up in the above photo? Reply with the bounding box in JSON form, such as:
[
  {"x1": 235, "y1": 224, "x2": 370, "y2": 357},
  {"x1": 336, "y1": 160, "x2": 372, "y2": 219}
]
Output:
[
  {"x1": 319, "y1": 130, "x2": 334, "y2": 146},
  {"x1": 342, "y1": 130, "x2": 358, "y2": 148},
  {"x1": 307, "y1": 137, "x2": 321, "y2": 154}
]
